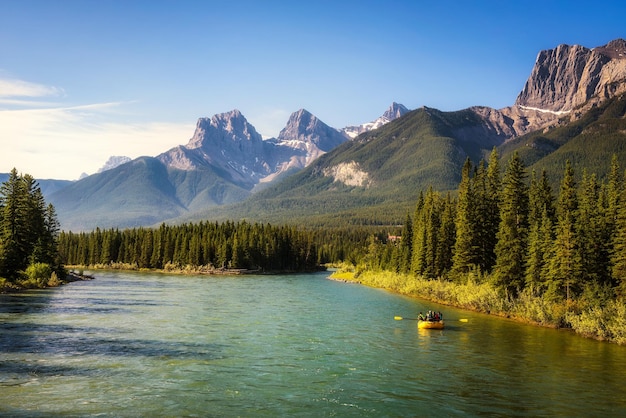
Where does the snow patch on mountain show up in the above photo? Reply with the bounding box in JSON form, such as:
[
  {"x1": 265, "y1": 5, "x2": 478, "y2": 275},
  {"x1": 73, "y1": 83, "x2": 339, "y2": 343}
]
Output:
[
  {"x1": 342, "y1": 102, "x2": 409, "y2": 139},
  {"x1": 97, "y1": 156, "x2": 132, "y2": 173},
  {"x1": 518, "y1": 105, "x2": 571, "y2": 115}
]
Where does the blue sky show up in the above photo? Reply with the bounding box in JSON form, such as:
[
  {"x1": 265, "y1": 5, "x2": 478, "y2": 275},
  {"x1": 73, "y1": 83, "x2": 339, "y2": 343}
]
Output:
[{"x1": 1, "y1": 0, "x2": 625, "y2": 180}]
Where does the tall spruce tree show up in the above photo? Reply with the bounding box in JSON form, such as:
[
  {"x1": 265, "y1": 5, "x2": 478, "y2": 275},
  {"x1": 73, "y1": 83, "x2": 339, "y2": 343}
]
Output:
[
  {"x1": 398, "y1": 212, "x2": 413, "y2": 274},
  {"x1": 411, "y1": 191, "x2": 427, "y2": 275},
  {"x1": 577, "y1": 172, "x2": 611, "y2": 286},
  {"x1": 436, "y1": 193, "x2": 456, "y2": 277},
  {"x1": 525, "y1": 170, "x2": 555, "y2": 293},
  {"x1": 611, "y1": 170, "x2": 626, "y2": 299},
  {"x1": 492, "y1": 152, "x2": 529, "y2": 296},
  {"x1": 483, "y1": 148, "x2": 501, "y2": 272},
  {"x1": 547, "y1": 160, "x2": 580, "y2": 301},
  {"x1": 421, "y1": 190, "x2": 441, "y2": 278},
  {"x1": 451, "y1": 158, "x2": 476, "y2": 279}
]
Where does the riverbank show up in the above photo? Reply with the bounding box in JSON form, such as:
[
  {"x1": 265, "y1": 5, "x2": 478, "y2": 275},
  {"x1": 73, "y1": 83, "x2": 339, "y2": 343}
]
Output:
[
  {"x1": 330, "y1": 269, "x2": 626, "y2": 345},
  {"x1": 0, "y1": 270, "x2": 95, "y2": 293},
  {"x1": 65, "y1": 263, "x2": 326, "y2": 276}
]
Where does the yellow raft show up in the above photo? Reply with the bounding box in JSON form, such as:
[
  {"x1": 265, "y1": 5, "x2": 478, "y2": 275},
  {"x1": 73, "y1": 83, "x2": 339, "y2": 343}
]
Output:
[{"x1": 418, "y1": 320, "x2": 444, "y2": 329}]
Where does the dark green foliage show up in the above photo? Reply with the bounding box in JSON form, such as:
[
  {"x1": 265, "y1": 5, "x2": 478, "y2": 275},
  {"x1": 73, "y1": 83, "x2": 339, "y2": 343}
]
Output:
[
  {"x1": 358, "y1": 149, "x2": 626, "y2": 307},
  {"x1": 411, "y1": 188, "x2": 456, "y2": 279},
  {"x1": 451, "y1": 159, "x2": 476, "y2": 277},
  {"x1": 612, "y1": 176, "x2": 626, "y2": 298},
  {"x1": 525, "y1": 170, "x2": 555, "y2": 293},
  {"x1": 492, "y1": 152, "x2": 529, "y2": 296},
  {"x1": 58, "y1": 221, "x2": 322, "y2": 272},
  {"x1": 0, "y1": 169, "x2": 63, "y2": 280},
  {"x1": 501, "y1": 94, "x2": 626, "y2": 190},
  {"x1": 546, "y1": 160, "x2": 580, "y2": 301}
]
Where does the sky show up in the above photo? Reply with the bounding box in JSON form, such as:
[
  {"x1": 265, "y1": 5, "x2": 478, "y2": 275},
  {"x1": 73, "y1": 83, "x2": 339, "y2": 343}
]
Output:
[{"x1": 1, "y1": 0, "x2": 625, "y2": 180}]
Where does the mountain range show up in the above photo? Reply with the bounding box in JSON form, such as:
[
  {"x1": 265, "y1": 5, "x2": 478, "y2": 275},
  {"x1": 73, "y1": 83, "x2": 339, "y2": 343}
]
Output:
[
  {"x1": 46, "y1": 103, "x2": 409, "y2": 230},
  {"x1": 15, "y1": 39, "x2": 626, "y2": 231}
]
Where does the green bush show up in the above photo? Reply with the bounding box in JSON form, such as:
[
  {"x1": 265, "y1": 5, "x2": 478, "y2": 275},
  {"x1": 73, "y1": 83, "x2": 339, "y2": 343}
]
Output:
[
  {"x1": 567, "y1": 300, "x2": 626, "y2": 344},
  {"x1": 21, "y1": 263, "x2": 53, "y2": 288}
]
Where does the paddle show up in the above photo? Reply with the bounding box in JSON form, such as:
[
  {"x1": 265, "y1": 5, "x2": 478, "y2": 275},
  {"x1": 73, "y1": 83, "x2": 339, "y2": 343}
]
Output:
[{"x1": 394, "y1": 316, "x2": 468, "y2": 322}]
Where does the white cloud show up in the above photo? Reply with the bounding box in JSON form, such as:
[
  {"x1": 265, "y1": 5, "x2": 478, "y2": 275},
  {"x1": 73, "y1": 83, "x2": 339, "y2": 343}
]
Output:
[
  {"x1": 0, "y1": 78, "x2": 64, "y2": 98},
  {"x1": 0, "y1": 76, "x2": 195, "y2": 179},
  {"x1": 0, "y1": 102, "x2": 193, "y2": 180}
]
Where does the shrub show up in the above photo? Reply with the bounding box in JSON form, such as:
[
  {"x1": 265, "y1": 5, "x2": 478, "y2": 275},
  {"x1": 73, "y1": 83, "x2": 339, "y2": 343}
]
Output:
[
  {"x1": 47, "y1": 271, "x2": 62, "y2": 287},
  {"x1": 21, "y1": 263, "x2": 53, "y2": 288}
]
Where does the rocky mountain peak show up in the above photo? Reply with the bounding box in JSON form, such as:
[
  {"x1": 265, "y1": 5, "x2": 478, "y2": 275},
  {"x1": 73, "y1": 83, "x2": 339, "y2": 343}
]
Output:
[
  {"x1": 277, "y1": 109, "x2": 348, "y2": 152},
  {"x1": 594, "y1": 38, "x2": 626, "y2": 59},
  {"x1": 282, "y1": 109, "x2": 317, "y2": 133},
  {"x1": 186, "y1": 109, "x2": 263, "y2": 150},
  {"x1": 515, "y1": 39, "x2": 626, "y2": 113},
  {"x1": 342, "y1": 102, "x2": 410, "y2": 139},
  {"x1": 382, "y1": 102, "x2": 410, "y2": 121},
  {"x1": 97, "y1": 156, "x2": 131, "y2": 173}
]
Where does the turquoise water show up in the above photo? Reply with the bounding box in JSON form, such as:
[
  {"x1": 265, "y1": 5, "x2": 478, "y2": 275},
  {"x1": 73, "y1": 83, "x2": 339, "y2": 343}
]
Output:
[{"x1": 1, "y1": 271, "x2": 625, "y2": 416}]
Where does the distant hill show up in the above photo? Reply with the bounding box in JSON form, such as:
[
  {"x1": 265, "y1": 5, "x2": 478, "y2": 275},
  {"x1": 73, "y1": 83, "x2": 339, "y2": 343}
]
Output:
[{"x1": 0, "y1": 173, "x2": 73, "y2": 197}]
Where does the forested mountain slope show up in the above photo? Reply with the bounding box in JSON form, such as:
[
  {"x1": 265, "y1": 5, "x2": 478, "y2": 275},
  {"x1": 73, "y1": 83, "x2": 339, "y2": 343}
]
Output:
[
  {"x1": 179, "y1": 106, "x2": 509, "y2": 227},
  {"x1": 500, "y1": 93, "x2": 626, "y2": 186}
]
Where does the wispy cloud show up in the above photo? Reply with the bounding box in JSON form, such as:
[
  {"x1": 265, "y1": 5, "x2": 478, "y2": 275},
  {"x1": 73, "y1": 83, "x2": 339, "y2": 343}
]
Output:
[
  {"x1": 0, "y1": 78, "x2": 64, "y2": 98},
  {"x1": 0, "y1": 77, "x2": 192, "y2": 180}
]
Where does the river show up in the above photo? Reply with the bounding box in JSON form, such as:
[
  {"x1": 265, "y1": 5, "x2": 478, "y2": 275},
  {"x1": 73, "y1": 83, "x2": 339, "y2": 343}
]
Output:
[{"x1": 1, "y1": 271, "x2": 624, "y2": 416}]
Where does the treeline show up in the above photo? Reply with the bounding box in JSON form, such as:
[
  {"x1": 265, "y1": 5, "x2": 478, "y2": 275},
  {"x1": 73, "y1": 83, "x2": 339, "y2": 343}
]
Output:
[
  {"x1": 363, "y1": 150, "x2": 626, "y2": 303},
  {"x1": 58, "y1": 221, "x2": 322, "y2": 272},
  {"x1": 0, "y1": 168, "x2": 63, "y2": 283}
]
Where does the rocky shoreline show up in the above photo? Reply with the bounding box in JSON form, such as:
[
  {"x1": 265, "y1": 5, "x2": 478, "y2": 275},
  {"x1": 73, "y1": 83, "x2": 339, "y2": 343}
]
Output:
[{"x1": 65, "y1": 271, "x2": 96, "y2": 282}]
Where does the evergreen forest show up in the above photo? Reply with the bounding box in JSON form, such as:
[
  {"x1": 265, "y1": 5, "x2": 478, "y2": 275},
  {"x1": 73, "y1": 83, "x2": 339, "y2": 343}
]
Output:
[
  {"x1": 343, "y1": 150, "x2": 626, "y2": 343},
  {"x1": 0, "y1": 169, "x2": 63, "y2": 287},
  {"x1": 58, "y1": 221, "x2": 323, "y2": 273}
]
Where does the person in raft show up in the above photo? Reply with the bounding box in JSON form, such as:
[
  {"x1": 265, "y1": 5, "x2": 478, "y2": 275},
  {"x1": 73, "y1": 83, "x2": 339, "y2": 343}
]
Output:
[{"x1": 420, "y1": 311, "x2": 443, "y2": 321}]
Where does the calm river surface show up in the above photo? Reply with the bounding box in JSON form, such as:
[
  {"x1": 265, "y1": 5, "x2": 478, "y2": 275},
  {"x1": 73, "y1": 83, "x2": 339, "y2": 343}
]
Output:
[{"x1": 1, "y1": 271, "x2": 625, "y2": 416}]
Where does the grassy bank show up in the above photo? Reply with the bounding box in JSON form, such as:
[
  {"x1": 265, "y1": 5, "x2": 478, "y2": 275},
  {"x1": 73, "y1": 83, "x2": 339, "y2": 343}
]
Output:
[{"x1": 331, "y1": 268, "x2": 626, "y2": 345}]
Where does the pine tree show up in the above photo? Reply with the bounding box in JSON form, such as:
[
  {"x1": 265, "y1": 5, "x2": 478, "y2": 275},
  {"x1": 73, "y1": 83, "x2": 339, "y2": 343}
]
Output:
[
  {"x1": 611, "y1": 170, "x2": 626, "y2": 299},
  {"x1": 435, "y1": 193, "x2": 456, "y2": 277},
  {"x1": 547, "y1": 160, "x2": 580, "y2": 301},
  {"x1": 398, "y1": 212, "x2": 413, "y2": 274},
  {"x1": 411, "y1": 192, "x2": 426, "y2": 275},
  {"x1": 525, "y1": 170, "x2": 555, "y2": 293},
  {"x1": 0, "y1": 169, "x2": 27, "y2": 279},
  {"x1": 451, "y1": 158, "x2": 476, "y2": 279},
  {"x1": 577, "y1": 172, "x2": 611, "y2": 286},
  {"x1": 483, "y1": 148, "x2": 501, "y2": 272},
  {"x1": 492, "y1": 152, "x2": 529, "y2": 296}
]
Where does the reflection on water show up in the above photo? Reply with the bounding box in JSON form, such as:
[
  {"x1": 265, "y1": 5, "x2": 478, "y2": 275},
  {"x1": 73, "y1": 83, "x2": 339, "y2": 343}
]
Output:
[{"x1": 1, "y1": 271, "x2": 625, "y2": 417}]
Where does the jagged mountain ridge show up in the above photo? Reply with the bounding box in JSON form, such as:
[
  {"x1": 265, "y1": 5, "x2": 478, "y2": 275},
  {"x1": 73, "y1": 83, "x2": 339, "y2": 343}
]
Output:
[
  {"x1": 515, "y1": 39, "x2": 626, "y2": 112},
  {"x1": 342, "y1": 102, "x2": 410, "y2": 138},
  {"x1": 48, "y1": 103, "x2": 406, "y2": 230},
  {"x1": 98, "y1": 156, "x2": 132, "y2": 173},
  {"x1": 45, "y1": 38, "x2": 626, "y2": 230},
  {"x1": 155, "y1": 108, "x2": 354, "y2": 188},
  {"x1": 186, "y1": 39, "x2": 626, "y2": 227}
]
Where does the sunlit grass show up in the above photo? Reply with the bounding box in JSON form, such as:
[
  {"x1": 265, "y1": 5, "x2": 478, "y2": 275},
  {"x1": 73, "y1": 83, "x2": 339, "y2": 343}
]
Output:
[{"x1": 336, "y1": 268, "x2": 626, "y2": 345}]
